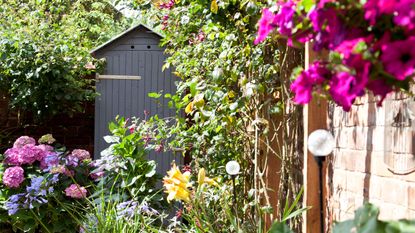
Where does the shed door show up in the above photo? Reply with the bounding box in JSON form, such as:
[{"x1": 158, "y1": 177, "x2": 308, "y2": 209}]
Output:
[{"x1": 94, "y1": 49, "x2": 180, "y2": 174}]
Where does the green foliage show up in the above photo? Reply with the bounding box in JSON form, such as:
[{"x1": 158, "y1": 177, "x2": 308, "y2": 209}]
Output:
[
  {"x1": 0, "y1": 0, "x2": 130, "y2": 120},
  {"x1": 129, "y1": 0, "x2": 301, "y2": 230},
  {"x1": 334, "y1": 203, "x2": 415, "y2": 233},
  {"x1": 92, "y1": 117, "x2": 162, "y2": 205},
  {"x1": 80, "y1": 195, "x2": 166, "y2": 233}
]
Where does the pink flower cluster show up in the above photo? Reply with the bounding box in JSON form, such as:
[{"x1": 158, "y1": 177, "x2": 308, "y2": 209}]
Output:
[
  {"x1": 3, "y1": 166, "x2": 24, "y2": 188},
  {"x1": 159, "y1": 0, "x2": 174, "y2": 9},
  {"x1": 255, "y1": 0, "x2": 415, "y2": 111},
  {"x1": 5, "y1": 136, "x2": 54, "y2": 166},
  {"x1": 70, "y1": 149, "x2": 91, "y2": 161},
  {"x1": 64, "y1": 184, "x2": 87, "y2": 199}
]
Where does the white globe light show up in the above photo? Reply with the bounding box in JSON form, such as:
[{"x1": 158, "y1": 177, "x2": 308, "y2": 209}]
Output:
[
  {"x1": 226, "y1": 161, "x2": 240, "y2": 175},
  {"x1": 307, "y1": 129, "x2": 335, "y2": 157}
]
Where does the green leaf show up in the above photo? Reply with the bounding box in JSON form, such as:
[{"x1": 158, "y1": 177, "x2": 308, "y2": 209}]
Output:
[
  {"x1": 299, "y1": 0, "x2": 314, "y2": 12},
  {"x1": 148, "y1": 92, "x2": 162, "y2": 98},
  {"x1": 267, "y1": 221, "x2": 293, "y2": 233}
]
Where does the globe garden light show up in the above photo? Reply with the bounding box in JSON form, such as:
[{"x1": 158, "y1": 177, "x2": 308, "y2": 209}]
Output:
[
  {"x1": 226, "y1": 161, "x2": 240, "y2": 176},
  {"x1": 307, "y1": 129, "x2": 335, "y2": 157},
  {"x1": 307, "y1": 129, "x2": 335, "y2": 233}
]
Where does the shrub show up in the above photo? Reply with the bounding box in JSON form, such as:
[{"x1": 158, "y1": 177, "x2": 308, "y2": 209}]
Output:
[{"x1": 0, "y1": 135, "x2": 95, "y2": 232}]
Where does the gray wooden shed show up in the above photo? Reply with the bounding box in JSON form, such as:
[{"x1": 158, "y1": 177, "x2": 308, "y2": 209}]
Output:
[{"x1": 91, "y1": 24, "x2": 180, "y2": 173}]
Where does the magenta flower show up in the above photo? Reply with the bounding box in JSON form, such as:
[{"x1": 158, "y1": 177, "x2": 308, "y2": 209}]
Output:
[
  {"x1": 3, "y1": 166, "x2": 25, "y2": 188},
  {"x1": 274, "y1": 0, "x2": 296, "y2": 36},
  {"x1": 329, "y1": 55, "x2": 370, "y2": 111},
  {"x1": 329, "y1": 72, "x2": 363, "y2": 111},
  {"x1": 13, "y1": 136, "x2": 36, "y2": 149},
  {"x1": 364, "y1": 0, "x2": 398, "y2": 25},
  {"x1": 290, "y1": 61, "x2": 330, "y2": 104},
  {"x1": 381, "y1": 37, "x2": 415, "y2": 80},
  {"x1": 65, "y1": 184, "x2": 87, "y2": 199},
  {"x1": 129, "y1": 124, "x2": 136, "y2": 134},
  {"x1": 309, "y1": 7, "x2": 346, "y2": 51},
  {"x1": 394, "y1": 0, "x2": 415, "y2": 30},
  {"x1": 254, "y1": 8, "x2": 278, "y2": 44},
  {"x1": 334, "y1": 34, "x2": 370, "y2": 59},
  {"x1": 367, "y1": 79, "x2": 392, "y2": 105}
]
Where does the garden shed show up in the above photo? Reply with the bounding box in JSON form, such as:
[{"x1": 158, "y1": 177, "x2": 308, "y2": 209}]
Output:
[{"x1": 91, "y1": 24, "x2": 179, "y2": 172}]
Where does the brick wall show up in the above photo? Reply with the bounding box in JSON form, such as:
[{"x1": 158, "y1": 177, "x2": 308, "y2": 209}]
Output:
[
  {"x1": 0, "y1": 91, "x2": 94, "y2": 154},
  {"x1": 327, "y1": 92, "x2": 415, "y2": 226}
]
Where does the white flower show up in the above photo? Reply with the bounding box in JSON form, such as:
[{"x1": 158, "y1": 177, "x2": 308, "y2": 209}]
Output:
[
  {"x1": 181, "y1": 15, "x2": 190, "y2": 25},
  {"x1": 307, "y1": 129, "x2": 335, "y2": 156},
  {"x1": 212, "y1": 67, "x2": 223, "y2": 79},
  {"x1": 226, "y1": 161, "x2": 240, "y2": 175}
]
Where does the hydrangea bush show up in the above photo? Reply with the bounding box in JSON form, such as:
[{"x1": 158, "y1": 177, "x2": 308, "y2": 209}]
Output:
[
  {"x1": 255, "y1": 0, "x2": 415, "y2": 111},
  {"x1": 0, "y1": 135, "x2": 95, "y2": 232}
]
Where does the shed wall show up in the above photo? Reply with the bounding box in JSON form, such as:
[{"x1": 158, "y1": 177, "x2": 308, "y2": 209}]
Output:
[{"x1": 93, "y1": 27, "x2": 181, "y2": 174}]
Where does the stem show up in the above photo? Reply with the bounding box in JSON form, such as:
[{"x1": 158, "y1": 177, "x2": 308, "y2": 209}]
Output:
[{"x1": 29, "y1": 208, "x2": 51, "y2": 233}]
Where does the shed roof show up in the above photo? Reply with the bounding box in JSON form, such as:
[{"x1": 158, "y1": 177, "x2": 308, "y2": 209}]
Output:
[{"x1": 90, "y1": 24, "x2": 164, "y2": 55}]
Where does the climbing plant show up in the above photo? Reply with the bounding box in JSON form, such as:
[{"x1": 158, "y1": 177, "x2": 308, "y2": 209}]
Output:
[{"x1": 130, "y1": 0, "x2": 304, "y2": 230}]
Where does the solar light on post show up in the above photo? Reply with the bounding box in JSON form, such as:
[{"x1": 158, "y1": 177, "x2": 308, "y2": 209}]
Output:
[
  {"x1": 307, "y1": 129, "x2": 335, "y2": 233},
  {"x1": 226, "y1": 161, "x2": 240, "y2": 217}
]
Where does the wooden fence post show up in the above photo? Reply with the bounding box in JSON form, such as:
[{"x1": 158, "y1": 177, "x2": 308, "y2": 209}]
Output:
[{"x1": 302, "y1": 42, "x2": 329, "y2": 233}]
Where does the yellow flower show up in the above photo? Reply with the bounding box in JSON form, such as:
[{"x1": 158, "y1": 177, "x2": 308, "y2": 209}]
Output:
[
  {"x1": 163, "y1": 163, "x2": 192, "y2": 203},
  {"x1": 197, "y1": 168, "x2": 218, "y2": 187}
]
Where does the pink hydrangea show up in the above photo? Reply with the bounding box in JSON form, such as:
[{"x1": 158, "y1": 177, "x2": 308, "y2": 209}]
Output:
[
  {"x1": 65, "y1": 184, "x2": 87, "y2": 199},
  {"x1": 3, "y1": 166, "x2": 25, "y2": 188},
  {"x1": 4, "y1": 144, "x2": 53, "y2": 166},
  {"x1": 36, "y1": 144, "x2": 54, "y2": 164},
  {"x1": 70, "y1": 149, "x2": 91, "y2": 161},
  {"x1": 13, "y1": 136, "x2": 36, "y2": 149}
]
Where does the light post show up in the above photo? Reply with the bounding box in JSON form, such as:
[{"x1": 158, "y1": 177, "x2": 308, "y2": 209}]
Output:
[
  {"x1": 307, "y1": 129, "x2": 335, "y2": 233},
  {"x1": 226, "y1": 160, "x2": 240, "y2": 207}
]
